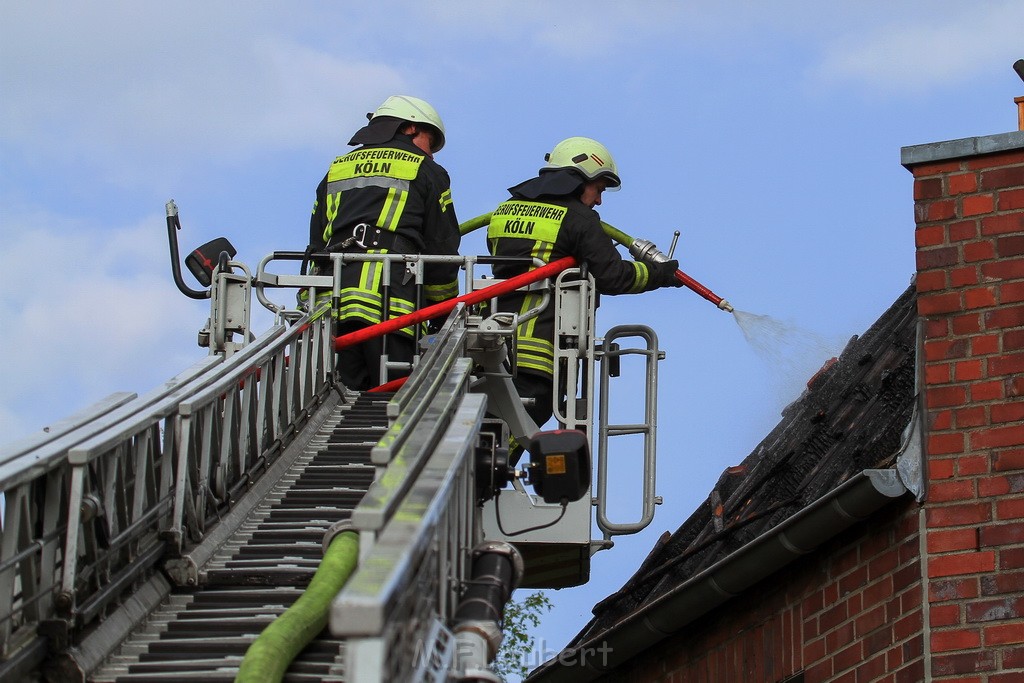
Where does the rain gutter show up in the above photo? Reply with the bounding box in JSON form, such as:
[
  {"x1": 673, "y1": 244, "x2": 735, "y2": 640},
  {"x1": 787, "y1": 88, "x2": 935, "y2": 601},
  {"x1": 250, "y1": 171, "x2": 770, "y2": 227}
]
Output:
[{"x1": 527, "y1": 467, "x2": 914, "y2": 682}]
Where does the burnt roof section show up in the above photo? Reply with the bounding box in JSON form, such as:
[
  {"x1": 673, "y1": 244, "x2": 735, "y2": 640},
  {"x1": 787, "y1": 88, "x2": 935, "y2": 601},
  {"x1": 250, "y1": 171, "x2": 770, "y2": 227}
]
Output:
[{"x1": 572, "y1": 282, "x2": 919, "y2": 646}]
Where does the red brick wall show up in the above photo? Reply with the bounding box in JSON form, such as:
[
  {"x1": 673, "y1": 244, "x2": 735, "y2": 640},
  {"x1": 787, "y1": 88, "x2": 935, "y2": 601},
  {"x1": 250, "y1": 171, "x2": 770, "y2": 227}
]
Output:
[
  {"x1": 602, "y1": 507, "x2": 925, "y2": 682},
  {"x1": 910, "y1": 144, "x2": 1024, "y2": 681}
]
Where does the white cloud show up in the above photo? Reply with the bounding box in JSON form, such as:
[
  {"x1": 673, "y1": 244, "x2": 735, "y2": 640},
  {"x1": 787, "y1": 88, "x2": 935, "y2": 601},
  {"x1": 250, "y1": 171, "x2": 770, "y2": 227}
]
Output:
[
  {"x1": 807, "y1": 1, "x2": 1024, "y2": 93},
  {"x1": 249, "y1": 39, "x2": 401, "y2": 149},
  {"x1": 421, "y1": 2, "x2": 691, "y2": 56},
  {"x1": 411, "y1": 1, "x2": 1023, "y2": 97},
  {"x1": 0, "y1": 3, "x2": 408, "y2": 181},
  {"x1": 6, "y1": 0, "x2": 1018, "y2": 187},
  {"x1": 0, "y1": 208, "x2": 204, "y2": 443}
]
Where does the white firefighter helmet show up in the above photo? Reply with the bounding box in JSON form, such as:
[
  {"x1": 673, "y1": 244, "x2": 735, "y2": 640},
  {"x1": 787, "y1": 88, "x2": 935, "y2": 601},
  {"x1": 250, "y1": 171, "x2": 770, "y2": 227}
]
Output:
[
  {"x1": 542, "y1": 136, "x2": 620, "y2": 190},
  {"x1": 370, "y1": 95, "x2": 446, "y2": 152}
]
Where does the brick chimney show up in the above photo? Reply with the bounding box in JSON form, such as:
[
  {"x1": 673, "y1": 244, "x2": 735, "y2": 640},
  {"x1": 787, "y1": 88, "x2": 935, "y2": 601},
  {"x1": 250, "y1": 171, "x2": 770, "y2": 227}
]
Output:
[
  {"x1": 1015, "y1": 59, "x2": 1024, "y2": 131},
  {"x1": 903, "y1": 120, "x2": 1024, "y2": 681}
]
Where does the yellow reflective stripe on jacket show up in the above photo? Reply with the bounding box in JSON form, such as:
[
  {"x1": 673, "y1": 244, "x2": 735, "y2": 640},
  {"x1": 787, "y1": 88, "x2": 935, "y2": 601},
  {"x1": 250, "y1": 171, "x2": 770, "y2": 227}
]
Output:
[
  {"x1": 376, "y1": 186, "x2": 410, "y2": 232},
  {"x1": 487, "y1": 200, "x2": 566, "y2": 244},
  {"x1": 516, "y1": 337, "x2": 555, "y2": 375},
  {"x1": 629, "y1": 261, "x2": 650, "y2": 293},
  {"x1": 323, "y1": 191, "x2": 343, "y2": 242},
  {"x1": 338, "y1": 295, "x2": 415, "y2": 319},
  {"x1": 439, "y1": 188, "x2": 453, "y2": 213},
  {"x1": 534, "y1": 240, "x2": 554, "y2": 265},
  {"x1": 519, "y1": 292, "x2": 543, "y2": 338},
  {"x1": 511, "y1": 292, "x2": 553, "y2": 374},
  {"x1": 313, "y1": 290, "x2": 424, "y2": 336},
  {"x1": 424, "y1": 280, "x2": 459, "y2": 302},
  {"x1": 357, "y1": 259, "x2": 383, "y2": 294}
]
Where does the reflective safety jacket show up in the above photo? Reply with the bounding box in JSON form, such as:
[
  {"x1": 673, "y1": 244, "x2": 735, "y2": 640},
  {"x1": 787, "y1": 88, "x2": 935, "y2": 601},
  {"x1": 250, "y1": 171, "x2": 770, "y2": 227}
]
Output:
[
  {"x1": 307, "y1": 135, "x2": 461, "y2": 334},
  {"x1": 487, "y1": 184, "x2": 656, "y2": 378}
]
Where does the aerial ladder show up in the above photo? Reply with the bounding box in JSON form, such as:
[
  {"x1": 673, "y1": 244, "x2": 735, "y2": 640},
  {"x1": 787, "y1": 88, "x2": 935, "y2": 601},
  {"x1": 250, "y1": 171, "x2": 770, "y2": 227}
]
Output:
[{"x1": 0, "y1": 202, "x2": 730, "y2": 682}]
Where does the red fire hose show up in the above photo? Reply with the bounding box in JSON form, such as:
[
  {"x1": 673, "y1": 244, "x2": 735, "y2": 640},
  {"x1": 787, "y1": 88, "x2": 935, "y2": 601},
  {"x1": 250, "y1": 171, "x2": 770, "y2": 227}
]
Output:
[{"x1": 673, "y1": 269, "x2": 731, "y2": 310}]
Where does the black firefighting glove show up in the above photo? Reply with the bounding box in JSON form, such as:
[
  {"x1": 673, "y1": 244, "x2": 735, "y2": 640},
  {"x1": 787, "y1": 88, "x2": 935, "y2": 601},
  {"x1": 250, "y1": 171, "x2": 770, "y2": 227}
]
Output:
[{"x1": 650, "y1": 259, "x2": 685, "y2": 288}]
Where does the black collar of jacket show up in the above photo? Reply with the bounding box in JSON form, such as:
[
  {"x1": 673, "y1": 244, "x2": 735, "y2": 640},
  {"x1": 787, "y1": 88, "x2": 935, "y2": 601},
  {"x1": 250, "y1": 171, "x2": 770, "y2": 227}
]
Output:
[
  {"x1": 347, "y1": 116, "x2": 421, "y2": 150},
  {"x1": 348, "y1": 115, "x2": 402, "y2": 146},
  {"x1": 508, "y1": 168, "x2": 585, "y2": 200}
]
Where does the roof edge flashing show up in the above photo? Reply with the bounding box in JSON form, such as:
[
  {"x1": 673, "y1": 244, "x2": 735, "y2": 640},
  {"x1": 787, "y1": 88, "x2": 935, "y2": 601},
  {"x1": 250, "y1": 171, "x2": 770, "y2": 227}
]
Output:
[
  {"x1": 901, "y1": 130, "x2": 1024, "y2": 169},
  {"x1": 896, "y1": 320, "x2": 927, "y2": 502}
]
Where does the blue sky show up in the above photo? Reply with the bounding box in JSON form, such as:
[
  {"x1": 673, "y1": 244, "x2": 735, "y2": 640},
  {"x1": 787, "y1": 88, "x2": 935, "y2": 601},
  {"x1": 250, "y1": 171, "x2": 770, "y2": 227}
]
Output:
[{"x1": 2, "y1": 0, "x2": 1023, "y2": 668}]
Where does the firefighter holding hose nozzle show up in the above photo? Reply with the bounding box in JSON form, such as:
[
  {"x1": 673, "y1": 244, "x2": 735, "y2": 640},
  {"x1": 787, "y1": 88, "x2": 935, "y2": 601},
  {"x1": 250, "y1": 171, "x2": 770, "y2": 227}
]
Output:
[{"x1": 487, "y1": 136, "x2": 683, "y2": 427}]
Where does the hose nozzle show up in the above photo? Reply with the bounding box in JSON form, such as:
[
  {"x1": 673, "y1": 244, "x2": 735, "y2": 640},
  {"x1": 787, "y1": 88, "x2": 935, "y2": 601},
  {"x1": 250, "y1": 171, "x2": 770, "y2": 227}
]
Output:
[
  {"x1": 628, "y1": 238, "x2": 672, "y2": 264},
  {"x1": 629, "y1": 238, "x2": 733, "y2": 313}
]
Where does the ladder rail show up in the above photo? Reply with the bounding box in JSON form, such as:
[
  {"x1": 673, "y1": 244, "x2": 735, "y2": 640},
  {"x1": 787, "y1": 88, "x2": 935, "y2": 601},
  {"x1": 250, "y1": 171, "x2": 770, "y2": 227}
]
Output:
[
  {"x1": 167, "y1": 314, "x2": 334, "y2": 548},
  {"x1": 59, "y1": 323, "x2": 294, "y2": 619},
  {"x1": 0, "y1": 355, "x2": 219, "y2": 668},
  {"x1": 333, "y1": 391, "x2": 485, "y2": 683},
  {"x1": 329, "y1": 306, "x2": 485, "y2": 682},
  {"x1": 595, "y1": 325, "x2": 663, "y2": 537},
  {"x1": 0, "y1": 314, "x2": 334, "y2": 673},
  {"x1": 351, "y1": 302, "x2": 472, "y2": 533},
  {"x1": 0, "y1": 392, "x2": 136, "y2": 471}
]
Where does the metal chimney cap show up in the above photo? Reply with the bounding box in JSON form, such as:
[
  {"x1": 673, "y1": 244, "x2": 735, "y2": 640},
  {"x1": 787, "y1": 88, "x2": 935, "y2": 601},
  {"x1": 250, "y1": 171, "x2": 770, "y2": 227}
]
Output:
[{"x1": 1014, "y1": 59, "x2": 1024, "y2": 83}]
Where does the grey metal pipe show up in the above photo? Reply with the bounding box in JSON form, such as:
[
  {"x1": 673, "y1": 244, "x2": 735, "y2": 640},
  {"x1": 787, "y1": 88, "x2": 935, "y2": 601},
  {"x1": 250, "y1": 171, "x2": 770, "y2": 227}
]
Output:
[{"x1": 454, "y1": 542, "x2": 523, "y2": 681}]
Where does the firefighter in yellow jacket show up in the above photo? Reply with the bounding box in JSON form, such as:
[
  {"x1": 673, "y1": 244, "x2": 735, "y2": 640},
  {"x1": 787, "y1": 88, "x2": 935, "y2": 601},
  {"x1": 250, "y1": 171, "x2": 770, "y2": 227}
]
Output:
[
  {"x1": 308, "y1": 96, "x2": 460, "y2": 390},
  {"x1": 488, "y1": 137, "x2": 682, "y2": 425}
]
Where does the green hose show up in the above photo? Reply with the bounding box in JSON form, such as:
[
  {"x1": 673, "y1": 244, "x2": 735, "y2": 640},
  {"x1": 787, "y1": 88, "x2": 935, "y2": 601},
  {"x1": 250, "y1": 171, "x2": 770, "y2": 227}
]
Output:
[
  {"x1": 458, "y1": 212, "x2": 635, "y2": 247},
  {"x1": 459, "y1": 212, "x2": 492, "y2": 236},
  {"x1": 235, "y1": 530, "x2": 359, "y2": 683},
  {"x1": 599, "y1": 221, "x2": 635, "y2": 248}
]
